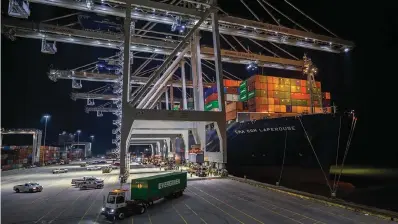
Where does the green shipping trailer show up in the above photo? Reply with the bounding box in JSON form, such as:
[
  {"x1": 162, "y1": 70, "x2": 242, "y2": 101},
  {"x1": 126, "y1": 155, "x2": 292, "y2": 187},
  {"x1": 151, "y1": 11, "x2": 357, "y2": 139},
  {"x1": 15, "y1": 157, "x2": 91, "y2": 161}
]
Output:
[
  {"x1": 131, "y1": 172, "x2": 187, "y2": 201},
  {"x1": 101, "y1": 172, "x2": 187, "y2": 221}
]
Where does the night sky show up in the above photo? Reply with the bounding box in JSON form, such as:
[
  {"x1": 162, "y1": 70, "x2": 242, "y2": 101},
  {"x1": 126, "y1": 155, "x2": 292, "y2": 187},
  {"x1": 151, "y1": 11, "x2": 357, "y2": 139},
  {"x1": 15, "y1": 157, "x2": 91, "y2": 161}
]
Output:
[{"x1": 1, "y1": 1, "x2": 397, "y2": 166}]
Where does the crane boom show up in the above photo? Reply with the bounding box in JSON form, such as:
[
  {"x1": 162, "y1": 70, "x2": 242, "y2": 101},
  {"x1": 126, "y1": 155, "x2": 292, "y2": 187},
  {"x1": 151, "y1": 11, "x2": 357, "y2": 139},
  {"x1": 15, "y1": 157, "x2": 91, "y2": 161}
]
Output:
[
  {"x1": 25, "y1": 0, "x2": 354, "y2": 52},
  {"x1": 2, "y1": 17, "x2": 303, "y2": 71}
]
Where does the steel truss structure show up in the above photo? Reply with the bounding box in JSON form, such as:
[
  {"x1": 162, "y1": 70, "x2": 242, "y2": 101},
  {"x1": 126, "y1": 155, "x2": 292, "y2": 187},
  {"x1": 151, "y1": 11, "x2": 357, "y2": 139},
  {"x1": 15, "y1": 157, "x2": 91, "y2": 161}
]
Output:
[
  {"x1": 1, "y1": 128, "x2": 43, "y2": 164},
  {"x1": 2, "y1": 0, "x2": 354, "y2": 177}
]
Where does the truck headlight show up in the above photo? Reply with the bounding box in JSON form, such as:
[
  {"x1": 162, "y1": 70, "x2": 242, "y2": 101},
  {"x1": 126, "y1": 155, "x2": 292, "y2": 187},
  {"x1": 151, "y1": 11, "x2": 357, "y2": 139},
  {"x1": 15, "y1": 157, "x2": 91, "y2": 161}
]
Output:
[
  {"x1": 101, "y1": 207, "x2": 105, "y2": 211},
  {"x1": 110, "y1": 209, "x2": 115, "y2": 213}
]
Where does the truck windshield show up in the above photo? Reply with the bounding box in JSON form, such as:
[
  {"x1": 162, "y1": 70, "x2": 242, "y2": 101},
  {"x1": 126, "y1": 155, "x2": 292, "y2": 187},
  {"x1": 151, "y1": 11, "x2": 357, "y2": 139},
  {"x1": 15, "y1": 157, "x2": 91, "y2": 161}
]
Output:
[{"x1": 107, "y1": 195, "x2": 116, "y2": 203}]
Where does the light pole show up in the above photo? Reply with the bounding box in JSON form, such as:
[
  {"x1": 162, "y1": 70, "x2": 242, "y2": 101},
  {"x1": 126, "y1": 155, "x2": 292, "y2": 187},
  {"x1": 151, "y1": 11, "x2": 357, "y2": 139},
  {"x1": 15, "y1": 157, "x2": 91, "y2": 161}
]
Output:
[
  {"x1": 76, "y1": 130, "x2": 81, "y2": 145},
  {"x1": 43, "y1": 115, "x2": 50, "y2": 165}
]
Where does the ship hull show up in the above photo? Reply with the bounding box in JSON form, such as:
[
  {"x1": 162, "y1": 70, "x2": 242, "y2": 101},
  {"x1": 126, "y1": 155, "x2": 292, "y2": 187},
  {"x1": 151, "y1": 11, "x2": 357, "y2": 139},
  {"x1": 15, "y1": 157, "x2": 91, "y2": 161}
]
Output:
[{"x1": 206, "y1": 113, "x2": 354, "y2": 195}]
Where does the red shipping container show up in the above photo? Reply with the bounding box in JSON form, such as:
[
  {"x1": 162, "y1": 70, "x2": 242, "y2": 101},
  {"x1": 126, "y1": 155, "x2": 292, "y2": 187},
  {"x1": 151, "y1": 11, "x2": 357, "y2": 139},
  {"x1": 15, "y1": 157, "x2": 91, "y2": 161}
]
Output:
[
  {"x1": 225, "y1": 87, "x2": 238, "y2": 94},
  {"x1": 236, "y1": 102, "x2": 244, "y2": 110},
  {"x1": 205, "y1": 93, "x2": 218, "y2": 104},
  {"x1": 274, "y1": 98, "x2": 280, "y2": 105},
  {"x1": 300, "y1": 80, "x2": 307, "y2": 86},
  {"x1": 301, "y1": 87, "x2": 307, "y2": 94}
]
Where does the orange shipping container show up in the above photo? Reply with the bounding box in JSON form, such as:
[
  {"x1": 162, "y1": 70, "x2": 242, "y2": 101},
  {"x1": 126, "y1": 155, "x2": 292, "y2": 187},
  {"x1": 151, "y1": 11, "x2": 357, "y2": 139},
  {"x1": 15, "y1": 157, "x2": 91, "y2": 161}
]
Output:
[
  {"x1": 274, "y1": 105, "x2": 281, "y2": 112},
  {"x1": 255, "y1": 97, "x2": 268, "y2": 105},
  {"x1": 314, "y1": 107, "x2": 323, "y2": 113},
  {"x1": 223, "y1": 79, "x2": 240, "y2": 87},
  {"x1": 280, "y1": 105, "x2": 287, "y2": 113},
  {"x1": 300, "y1": 80, "x2": 307, "y2": 87},
  {"x1": 292, "y1": 106, "x2": 298, "y2": 113},
  {"x1": 274, "y1": 98, "x2": 280, "y2": 105},
  {"x1": 315, "y1": 81, "x2": 321, "y2": 88},
  {"x1": 226, "y1": 110, "x2": 237, "y2": 121},
  {"x1": 226, "y1": 102, "x2": 237, "y2": 113},
  {"x1": 290, "y1": 86, "x2": 301, "y2": 93},
  {"x1": 267, "y1": 83, "x2": 274, "y2": 91},
  {"x1": 267, "y1": 91, "x2": 274, "y2": 98},
  {"x1": 272, "y1": 77, "x2": 280, "y2": 84},
  {"x1": 268, "y1": 98, "x2": 275, "y2": 105},
  {"x1": 268, "y1": 104, "x2": 275, "y2": 112},
  {"x1": 324, "y1": 92, "x2": 331, "y2": 100},
  {"x1": 267, "y1": 76, "x2": 274, "y2": 83}
]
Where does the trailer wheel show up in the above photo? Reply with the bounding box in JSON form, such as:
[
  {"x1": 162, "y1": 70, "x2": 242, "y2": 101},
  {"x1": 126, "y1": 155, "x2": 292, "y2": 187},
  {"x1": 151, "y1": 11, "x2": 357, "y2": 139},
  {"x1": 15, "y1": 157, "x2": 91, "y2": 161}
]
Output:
[
  {"x1": 117, "y1": 212, "x2": 125, "y2": 220},
  {"x1": 15, "y1": 189, "x2": 20, "y2": 193},
  {"x1": 139, "y1": 205, "x2": 147, "y2": 214}
]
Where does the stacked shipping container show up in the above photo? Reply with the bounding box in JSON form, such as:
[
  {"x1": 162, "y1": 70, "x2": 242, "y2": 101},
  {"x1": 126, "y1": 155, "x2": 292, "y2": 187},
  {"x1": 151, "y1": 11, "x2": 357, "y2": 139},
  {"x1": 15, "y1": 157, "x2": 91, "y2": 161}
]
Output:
[
  {"x1": 204, "y1": 79, "x2": 241, "y2": 111},
  {"x1": 237, "y1": 75, "x2": 331, "y2": 114},
  {"x1": 1, "y1": 146, "x2": 34, "y2": 170},
  {"x1": 39, "y1": 146, "x2": 61, "y2": 164},
  {"x1": 225, "y1": 101, "x2": 245, "y2": 121}
]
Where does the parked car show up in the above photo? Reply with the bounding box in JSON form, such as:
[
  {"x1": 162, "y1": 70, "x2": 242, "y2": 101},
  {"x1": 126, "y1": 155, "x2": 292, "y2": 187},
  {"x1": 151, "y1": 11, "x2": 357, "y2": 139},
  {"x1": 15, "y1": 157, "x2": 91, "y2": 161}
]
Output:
[
  {"x1": 79, "y1": 180, "x2": 104, "y2": 190},
  {"x1": 53, "y1": 168, "x2": 68, "y2": 174},
  {"x1": 13, "y1": 183, "x2": 43, "y2": 193},
  {"x1": 87, "y1": 166, "x2": 102, "y2": 171}
]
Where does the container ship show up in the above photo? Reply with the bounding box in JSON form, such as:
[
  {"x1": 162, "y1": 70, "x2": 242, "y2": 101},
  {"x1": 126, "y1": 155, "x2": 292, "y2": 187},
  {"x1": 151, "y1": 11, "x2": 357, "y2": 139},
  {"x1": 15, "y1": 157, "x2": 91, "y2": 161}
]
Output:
[{"x1": 203, "y1": 72, "x2": 356, "y2": 197}]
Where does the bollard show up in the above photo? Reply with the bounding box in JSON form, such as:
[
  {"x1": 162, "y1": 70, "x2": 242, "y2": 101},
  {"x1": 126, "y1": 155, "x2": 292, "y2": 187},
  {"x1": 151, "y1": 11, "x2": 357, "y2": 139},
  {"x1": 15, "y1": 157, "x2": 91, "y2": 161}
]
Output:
[
  {"x1": 331, "y1": 192, "x2": 336, "y2": 198},
  {"x1": 244, "y1": 175, "x2": 247, "y2": 181},
  {"x1": 276, "y1": 182, "x2": 279, "y2": 186}
]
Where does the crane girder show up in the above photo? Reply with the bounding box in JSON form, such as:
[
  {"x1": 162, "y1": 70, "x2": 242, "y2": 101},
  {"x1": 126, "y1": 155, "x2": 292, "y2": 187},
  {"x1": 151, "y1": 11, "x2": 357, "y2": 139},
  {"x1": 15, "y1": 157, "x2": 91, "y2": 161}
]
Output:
[
  {"x1": 26, "y1": 0, "x2": 354, "y2": 52},
  {"x1": 49, "y1": 70, "x2": 216, "y2": 88},
  {"x1": 2, "y1": 17, "x2": 303, "y2": 71},
  {"x1": 71, "y1": 92, "x2": 182, "y2": 103}
]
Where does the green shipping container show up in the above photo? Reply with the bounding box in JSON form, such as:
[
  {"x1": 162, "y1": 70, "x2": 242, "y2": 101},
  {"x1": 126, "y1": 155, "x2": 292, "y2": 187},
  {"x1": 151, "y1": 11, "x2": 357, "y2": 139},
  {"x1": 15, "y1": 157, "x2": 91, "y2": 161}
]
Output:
[
  {"x1": 205, "y1": 100, "x2": 219, "y2": 111},
  {"x1": 239, "y1": 80, "x2": 247, "y2": 88},
  {"x1": 248, "y1": 90, "x2": 267, "y2": 99},
  {"x1": 239, "y1": 86, "x2": 247, "y2": 95},
  {"x1": 239, "y1": 93, "x2": 248, "y2": 101},
  {"x1": 280, "y1": 99, "x2": 291, "y2": 105},
  {"x1": 131, "y1": 172, "x2": 187, "y2": 201},
  {"x1": 292, "y1": 99, "x2": 308, "y2": 106}
]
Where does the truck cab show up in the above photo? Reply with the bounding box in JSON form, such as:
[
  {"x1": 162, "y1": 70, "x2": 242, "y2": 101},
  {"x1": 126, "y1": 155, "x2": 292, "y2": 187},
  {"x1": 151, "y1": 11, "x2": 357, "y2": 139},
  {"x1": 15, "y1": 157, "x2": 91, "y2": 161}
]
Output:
[{"x1": 101, "y1": 189, "x2": 146, "y2": 220}]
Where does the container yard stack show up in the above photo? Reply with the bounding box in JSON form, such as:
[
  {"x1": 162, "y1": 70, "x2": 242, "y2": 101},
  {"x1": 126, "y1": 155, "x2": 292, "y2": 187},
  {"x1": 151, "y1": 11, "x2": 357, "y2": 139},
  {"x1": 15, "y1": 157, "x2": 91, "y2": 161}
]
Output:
[
  {"x1": 223, "y1": 79, "x2": 240, "y2": 102},
  {"x1": 322, "y1": 92, "x2": 332, "y2": 113},
  {"x1": 189, "y1": 144, "x2": 204, "y2": 164},
  {"x1": 247, "y1": 75, "x2": 269, "y2": 116},
  {"x1": 204, "y1": 79, "x2": 241, "y2": 111},
  {"x1": 239, "y1": 80, "x2": 248, "y2": 102},
  {"x1": 236, "y1": 74, "x2": 329, "y2": 117},
  {"x1": 226, "y1": 102, "x2": 245, "y2": 121}
]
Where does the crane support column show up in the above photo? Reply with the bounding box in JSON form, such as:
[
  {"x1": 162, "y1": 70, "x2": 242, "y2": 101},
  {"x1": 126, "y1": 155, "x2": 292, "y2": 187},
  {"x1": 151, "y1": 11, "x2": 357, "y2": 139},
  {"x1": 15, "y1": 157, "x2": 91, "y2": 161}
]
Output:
[
  {"x1": 165, "y1": 89, "x2": 170, "y2": 110},
  {"x1": 211, "y1": 0, "x2": 227, "y2": 166},
  {"x1": 32, "y1": 134, "x2": 37, "y2": 164},
  {"x1": 119, "y1": 5, "x2": 133, "y2": 177},
  {"x1": 170, "y1": 83, "x2": 174, "y2": 109},
  {"x1": 194, "y1": 31, "x2": 205, "y2": 111},
  {"x1": 181, "y1": 60, "x2": 188, "y2": 110}
]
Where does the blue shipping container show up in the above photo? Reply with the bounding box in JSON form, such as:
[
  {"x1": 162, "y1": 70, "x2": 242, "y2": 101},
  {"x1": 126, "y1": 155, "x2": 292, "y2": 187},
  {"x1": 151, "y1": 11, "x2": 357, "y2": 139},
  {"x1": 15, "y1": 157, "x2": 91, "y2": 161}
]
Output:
[{"x1": 286, "y1": 105, "x2": 292, "y2": 113}]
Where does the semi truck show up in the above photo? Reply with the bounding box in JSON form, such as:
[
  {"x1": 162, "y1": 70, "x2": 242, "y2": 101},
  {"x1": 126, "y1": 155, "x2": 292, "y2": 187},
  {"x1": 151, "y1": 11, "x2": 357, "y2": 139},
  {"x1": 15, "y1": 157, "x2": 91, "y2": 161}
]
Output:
[{"x1": 101, "y1": 172, "x2": 187, "y2": 220}]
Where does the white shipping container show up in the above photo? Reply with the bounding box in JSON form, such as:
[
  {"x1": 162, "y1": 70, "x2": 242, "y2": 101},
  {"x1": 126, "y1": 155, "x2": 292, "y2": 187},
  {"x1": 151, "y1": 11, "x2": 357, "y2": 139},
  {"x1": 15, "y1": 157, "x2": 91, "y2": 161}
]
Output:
[{"x1": 225, "y1": 94, "x2": 239, "y2": 102}]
